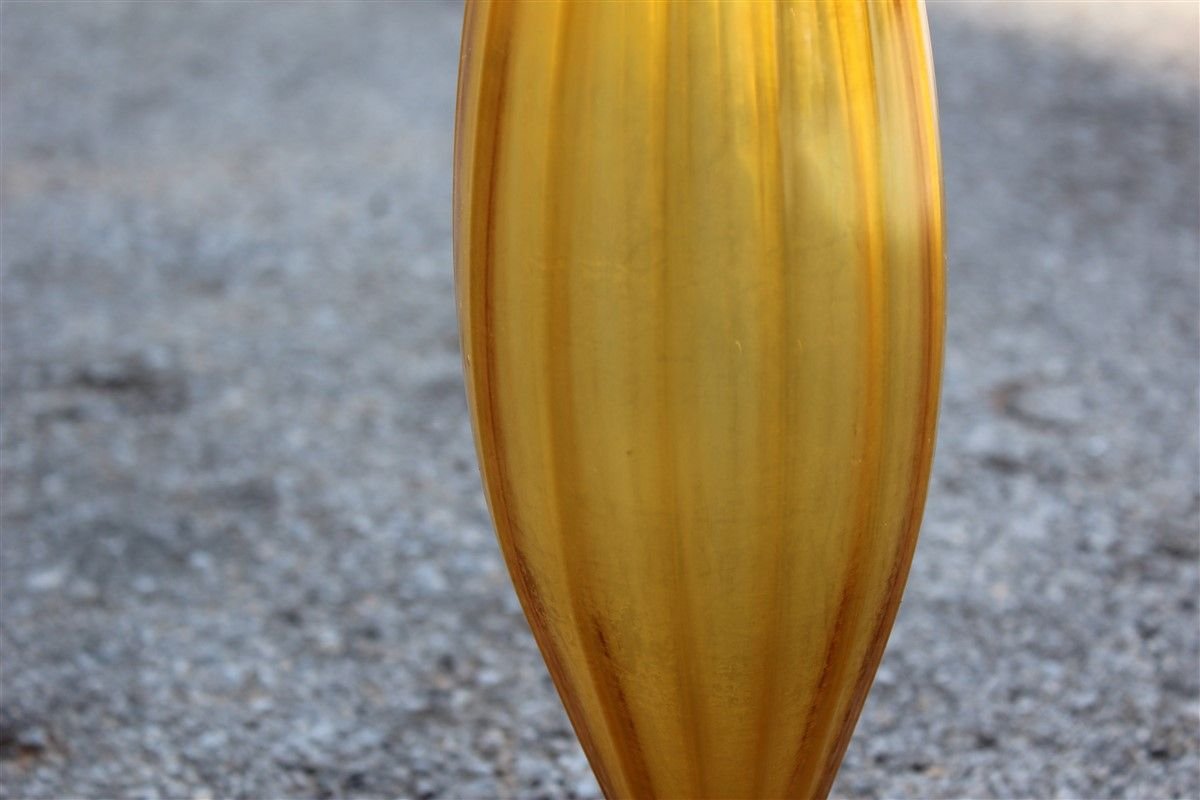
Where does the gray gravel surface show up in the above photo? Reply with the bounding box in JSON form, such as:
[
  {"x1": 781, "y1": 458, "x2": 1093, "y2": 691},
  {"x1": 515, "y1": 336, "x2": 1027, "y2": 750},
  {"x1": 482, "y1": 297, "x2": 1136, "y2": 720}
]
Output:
[{"x1": 1, "y1": 2, "x2": 1197, "y2": 798}]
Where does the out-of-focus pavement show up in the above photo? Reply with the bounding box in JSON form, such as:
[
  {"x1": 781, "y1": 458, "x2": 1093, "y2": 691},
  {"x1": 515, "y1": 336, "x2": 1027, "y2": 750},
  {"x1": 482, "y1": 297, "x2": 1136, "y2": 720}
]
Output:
[{"x1": 0, "y1": 2, "x2": 1196, "y2": 798}]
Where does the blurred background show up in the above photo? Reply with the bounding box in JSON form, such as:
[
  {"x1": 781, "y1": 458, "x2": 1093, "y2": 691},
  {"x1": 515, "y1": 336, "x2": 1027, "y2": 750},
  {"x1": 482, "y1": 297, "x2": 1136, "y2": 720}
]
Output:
[{"x1": 1, "y1": 1, "x2": 1196, "y2": 798}]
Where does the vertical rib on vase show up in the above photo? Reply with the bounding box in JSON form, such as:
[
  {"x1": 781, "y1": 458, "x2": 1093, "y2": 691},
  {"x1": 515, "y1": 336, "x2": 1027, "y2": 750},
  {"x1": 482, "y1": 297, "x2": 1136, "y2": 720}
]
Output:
[{"x1": 454, "y1": 2, "x2": 944, "y2": 797}]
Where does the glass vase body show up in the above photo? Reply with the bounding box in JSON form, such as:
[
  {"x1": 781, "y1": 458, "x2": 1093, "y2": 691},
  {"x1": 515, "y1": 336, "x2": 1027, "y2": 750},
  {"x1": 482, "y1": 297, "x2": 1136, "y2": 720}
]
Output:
[{"x1": 454, "y1": 2, "x2": 943, "y2": 797}]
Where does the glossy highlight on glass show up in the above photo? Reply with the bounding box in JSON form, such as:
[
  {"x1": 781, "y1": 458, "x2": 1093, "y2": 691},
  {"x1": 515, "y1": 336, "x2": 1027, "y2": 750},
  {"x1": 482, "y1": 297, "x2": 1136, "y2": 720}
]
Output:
[{"x1": 453, "y1": 1, "x2": 944, "y2": 797}]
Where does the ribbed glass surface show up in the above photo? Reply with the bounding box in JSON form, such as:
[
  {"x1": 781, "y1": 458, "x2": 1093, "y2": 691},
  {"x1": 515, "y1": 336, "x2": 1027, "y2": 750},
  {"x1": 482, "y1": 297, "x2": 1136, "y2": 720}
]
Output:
[{"x1": 453, "y1": 1, "x2": 943, "y2": 797}]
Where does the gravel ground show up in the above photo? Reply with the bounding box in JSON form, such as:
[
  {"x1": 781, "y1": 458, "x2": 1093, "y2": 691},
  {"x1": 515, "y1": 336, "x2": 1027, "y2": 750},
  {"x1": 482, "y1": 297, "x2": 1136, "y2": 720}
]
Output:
[{"x1": 1, "y1": 2, "x2": 1196, "y2": 798}]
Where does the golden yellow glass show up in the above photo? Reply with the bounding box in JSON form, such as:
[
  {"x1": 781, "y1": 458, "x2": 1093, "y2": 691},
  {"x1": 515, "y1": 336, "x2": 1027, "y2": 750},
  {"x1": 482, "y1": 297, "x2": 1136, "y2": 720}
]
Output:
[{"x1": 453, "y1": 1, "x2": 943, "y2": 797}]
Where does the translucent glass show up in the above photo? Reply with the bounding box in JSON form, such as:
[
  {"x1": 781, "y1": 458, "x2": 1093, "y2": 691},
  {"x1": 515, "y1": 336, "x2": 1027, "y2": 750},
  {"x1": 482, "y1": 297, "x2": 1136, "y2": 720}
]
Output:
[{"x1": 453, "y1": 1, "x2": 943, "y2": 797}]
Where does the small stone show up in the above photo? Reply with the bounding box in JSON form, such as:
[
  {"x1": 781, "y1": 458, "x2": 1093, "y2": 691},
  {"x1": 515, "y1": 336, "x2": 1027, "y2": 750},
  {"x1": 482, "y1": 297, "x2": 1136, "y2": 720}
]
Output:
[
  {"x1": 195, "y1": 730, "x2": 228, "y2": 751},
  {"x1": 26, "y1": 566, "x2": 67, "y2": 592},
  {"x1": 476, "y1": 668, "x2": 504, "y2": 688},
  {"x1": 411, "y1": 563, "x2": 448, "y2": 594},
  {"x1": 188, "y1": 551, "x2": 215, "y2": 573},
  {"x1": 572, "y1": 774, "x2": 602, "y2": 799},
  {"x1": 314, "y1": 627, "x2": 343, "y2": 654},
  {"x1": 16, "y1": 726, "x2": 49, "y2": 751},
  {"x1": 1011, "y1": 383, "x2": 1090, "y2": 428},
  {"x1": 477, "y1": 727, "x2": 506, "y2": 757},
  {"x1": 132, "y1": 575, "x2": 158, "y2": 594}
]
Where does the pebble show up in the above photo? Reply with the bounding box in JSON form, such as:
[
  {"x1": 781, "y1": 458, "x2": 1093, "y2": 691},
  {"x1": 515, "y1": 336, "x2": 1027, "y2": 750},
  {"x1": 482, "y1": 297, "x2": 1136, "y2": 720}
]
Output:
[{"x1": 26, "y1": 565, "x2": 67, "y2": 592}]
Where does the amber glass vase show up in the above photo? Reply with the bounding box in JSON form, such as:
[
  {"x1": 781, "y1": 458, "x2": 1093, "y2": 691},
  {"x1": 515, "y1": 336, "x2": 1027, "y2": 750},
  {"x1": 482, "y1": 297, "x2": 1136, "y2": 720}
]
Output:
[{"x1": 453, "y1": 1, "x2": 943, "y2": 797}]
